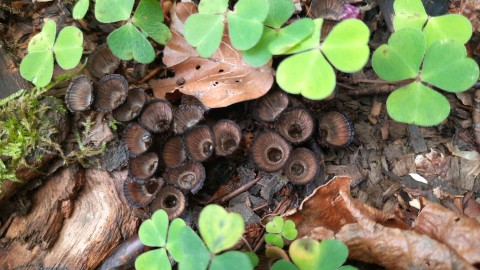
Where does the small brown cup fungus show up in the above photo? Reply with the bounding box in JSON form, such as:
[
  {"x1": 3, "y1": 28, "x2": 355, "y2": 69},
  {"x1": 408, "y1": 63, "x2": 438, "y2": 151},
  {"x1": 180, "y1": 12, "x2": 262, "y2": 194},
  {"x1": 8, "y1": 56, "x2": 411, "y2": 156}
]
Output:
[
  {"x1": 253, "y1": 91, "x2": 289, "y2": 122},
  {"x1": 93, "y1": 74, "x2": 129, "y2": 112},
  {"x1": 150, "y1": 185, "x2": 187, "y2": 220},
  {"x1": 162, "y1": 136, "x2": 187, "y2": 168},
  {"x1": 123, "y1": 123, "x2": 152, "y2": 157},
  {"x1": 318, "y1": 111, "x2": 354, "y2": 147},
  {"x1": 283, "y1": 148, "x2": 318, "y2": 185},
  {"x1": 87, "y1": 44, "x2": 121, "y2": 79},
  {"x1": 138, "y1": 100, "x2": 173, "y2": 133},
  {"x1": 183, "y1": 125, "x2": 214, "y2": 162},
  {"x1": 128, "y1": 152, "x2": 159, "y2": 180},
  {"x1": 173, "y1": 105, "x2": 204, "y2": 135},
  {"x1": 251, "y1": 131, "x2": 291, "y2": 172},
  {"x1": 123, "y1": 177, "x2": 164, "y2": 208},
  {"x1": 65, "y1": 75, "x2": 94, "y2": 112},
  {"x1": 213, "y1": 119, "x2": 242, "y2": 156},
  {"x1": 165, "y1": 161, "x2": 206, "y2": 194},
  {"x1": 275, "y1": 108, "x2": 314, "y2": 144},
  {"x1": 113, "y1": 89, "x2": 147, "y2": 122}
]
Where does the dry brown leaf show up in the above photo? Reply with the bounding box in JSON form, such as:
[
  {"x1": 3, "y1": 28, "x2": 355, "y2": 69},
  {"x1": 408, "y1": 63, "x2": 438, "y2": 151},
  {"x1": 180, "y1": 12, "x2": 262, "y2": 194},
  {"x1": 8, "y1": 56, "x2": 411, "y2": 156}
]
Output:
[
  {"x1": 336, "y1": 223, "x2": 475, "y2": 270},
  {"x1": 413, "y1": 198, "x2": 480, "y2": 265},
  {"x1": 150, "y1": 3, "x2": 274, "y2": 108},
  {"x1": 284, "y1": 176, "x2": 408, "y2": 238}
]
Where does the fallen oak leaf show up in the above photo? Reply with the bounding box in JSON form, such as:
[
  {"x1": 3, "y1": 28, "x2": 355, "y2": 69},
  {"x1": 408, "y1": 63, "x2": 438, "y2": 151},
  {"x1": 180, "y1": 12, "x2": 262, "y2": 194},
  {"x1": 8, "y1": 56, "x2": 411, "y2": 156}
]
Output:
[
  {"x1": 150, "y1": 2, "x2": 274, "y2": 109},
  {"x1": 283, "y1": 176, "x2": 408, "y2": 238},
  {"x1": 412, "y1": 198, "x2": 480, "y2": 265},
  {"x1": 336, "y1": 223, "x2": 475, "y2": 270}
]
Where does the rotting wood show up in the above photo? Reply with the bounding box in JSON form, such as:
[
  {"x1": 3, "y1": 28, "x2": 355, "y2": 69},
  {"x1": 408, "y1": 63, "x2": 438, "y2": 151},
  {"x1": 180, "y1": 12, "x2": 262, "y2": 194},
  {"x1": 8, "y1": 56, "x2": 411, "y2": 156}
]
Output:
[
  {"x1": 0, "y1": 40, "x2": 30, "y2": 99},
  {"x1": 0, "y1": 168, "x2": 139, "y2": 269}
]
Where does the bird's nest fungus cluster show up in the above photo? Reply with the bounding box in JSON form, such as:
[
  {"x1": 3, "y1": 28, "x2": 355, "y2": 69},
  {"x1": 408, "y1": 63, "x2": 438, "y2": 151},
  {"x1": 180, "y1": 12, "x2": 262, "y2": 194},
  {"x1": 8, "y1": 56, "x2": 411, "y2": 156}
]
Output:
[{"x1": 64, "y1": 45, "x2": 355, "y2": 220}]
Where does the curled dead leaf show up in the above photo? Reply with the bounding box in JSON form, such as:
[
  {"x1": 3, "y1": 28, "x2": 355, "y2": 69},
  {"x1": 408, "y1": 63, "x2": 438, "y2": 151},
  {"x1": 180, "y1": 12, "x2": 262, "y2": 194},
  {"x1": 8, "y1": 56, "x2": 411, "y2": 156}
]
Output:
[
  {"x1": 336, "y1": 223, "x2": 475, "y2": 270},
  {"x1": 150, "y1": 2, "x2": 274, "y2": 108},
  {"x1": 413, "y1": 198, "x2": 480, "y2": 265},
  {"x1": 284, "y1": 176, "x2": 408, "y2": 238}
]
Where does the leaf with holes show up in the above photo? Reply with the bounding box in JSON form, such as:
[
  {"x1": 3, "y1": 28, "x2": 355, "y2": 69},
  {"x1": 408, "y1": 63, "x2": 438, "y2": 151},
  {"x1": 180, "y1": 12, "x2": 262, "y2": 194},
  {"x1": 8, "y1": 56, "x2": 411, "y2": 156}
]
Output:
[
  {"x1": 372, "y1": 28, "x2": 425, "y2": 81},
  {"x1": 95, "y1": 0, "x2": 134, "y2": 23},
  {"x1": 386, "y1": 82, "x2": 450, "y2": 126},
  {"x1": 184, "y1": 13, "x2": 224, "y2": 57},
  {"x1": 321, "y1": 19, "x2": 370, "y2": 73},
  {"x1": 392, "y1": 0, "x2": 428, "y2": 31},
  {"x1": 276, "y1": 50, "x2": 336, "y2": 100},
  {"x1": 107, "y1": 23, "x2": 155, "y2": 63},
  {"x1": 227, "y1": 0, "x2": 269, "y2": 50},
  {"x1": 199, "y1": 204, "x2": 245, "y2": 254},
  {"x1": 133, "y1": 0, "x2": 172, "y2": 45}
]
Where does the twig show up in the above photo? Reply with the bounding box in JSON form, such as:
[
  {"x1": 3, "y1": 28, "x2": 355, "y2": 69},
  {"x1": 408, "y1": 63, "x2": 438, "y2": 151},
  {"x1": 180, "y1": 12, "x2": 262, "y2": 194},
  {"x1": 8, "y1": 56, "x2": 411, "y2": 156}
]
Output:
[
  {"x1": 218, "y1": 174, "x2": 263, "y2": 203},
  {"x1": 241, "y1": 236, "x2": 254, "y2": 252}
]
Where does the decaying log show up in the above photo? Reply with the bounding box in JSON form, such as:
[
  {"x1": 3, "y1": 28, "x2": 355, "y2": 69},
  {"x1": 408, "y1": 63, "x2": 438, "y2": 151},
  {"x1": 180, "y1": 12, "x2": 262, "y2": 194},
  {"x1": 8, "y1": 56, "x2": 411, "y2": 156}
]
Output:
[
  {"x1": 0, "y1": 40, "x2": 30, "y2": 99},
  {"x1": 0, "y1": 167, "x2": 139, "y2": 269}
]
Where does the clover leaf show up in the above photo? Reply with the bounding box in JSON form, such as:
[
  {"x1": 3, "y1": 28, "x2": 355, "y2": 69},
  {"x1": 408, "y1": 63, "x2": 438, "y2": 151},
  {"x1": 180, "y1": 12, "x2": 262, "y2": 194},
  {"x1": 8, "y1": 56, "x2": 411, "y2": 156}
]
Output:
[
  {"x1": 133, "y1": 0, "x2": 172, "y2": 45},
  {"x1": 268, "y1": 18, "x2": 315, "y2": 55},
  {"x1": 95, "y1": 0, "x2": 134, "y2": 23},
  {"x1": 198, "y1": 0, "x2": 229, "y2": 14},
  {"x1": 184, "y1": 14, "x2": 225, "y2": 57},
  {"x1": 107, "y1": 23, "x2": 155, "y2": 64},
  {"x1": 227, "y1": 0, "x2": 269, "y2": 50},
  {"x1": 372, "y1": 28, "x2": 479, "y2": 126},
  {"x1": 272, "y1": 260, "x2": 299, "y2": 270},
  {"x1": 265, "y1": 217, "x2": 298, "y2": 248},
  {"x1": 263, "y1": 0, "x2": 295, "y2": 28},
  {"x1": 392, "y1": 0, "x2": 428, "y2": 30},
  {"x1": 290, "y1": 239, "x2": 350, "y2": 270},
  {"x1": 20, "y1": 20, "x2": 84, "y2": 87},
  {"x1": 210, "y1": 251, "x2": 254, "y2": 270},
  {"x1": 73, "y1": 0, "x2": 89, "y2": 20}
]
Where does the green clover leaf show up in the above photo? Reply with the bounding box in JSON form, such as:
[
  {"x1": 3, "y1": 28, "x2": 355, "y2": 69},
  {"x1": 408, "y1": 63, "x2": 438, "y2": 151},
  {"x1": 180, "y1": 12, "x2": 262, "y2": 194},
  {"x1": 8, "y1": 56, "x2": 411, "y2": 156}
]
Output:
[
  {"x1": 282, "y1": 220, "x2": 297, "y2": 240},
  {"x1": 321, "y1": 19, "x2": 370, "y2": 73},
  {"x1": 54, "y1": 26, "x2": 84, "y2": 69},
  {"x1": 135, "y1": 248, "x2": 171, "y2": 270},
  {"x1": 372, "y1": 28, "x2": 425, "y2": 81},
  {"x1": 177, "y1": 226, "x2": 210, "y2": 270},
  {"x1": 285, "y1": 18, "x2": 323, "y2": 54},
  {"x1": 265, "y1": 233, "x2": 284, "y2": 248},
  {"x1": 20, "y1": 51, "x2": 54, "y2": 88},
  {"x1": 242, "y1": 27, "x2": 277, "y2": 66},
  {"x1": 266, "y1": 216, "x2": 284, "y2": 233},
  {"x1": 107, "y1": 23, "x2": 155, "y2": 64},
  {"x1": 290, "y1": 239, "x2": 349, "y2": 270},
  {"x1": 227, "y1": 0, "x2": 269, "y2": 50},
  {"x1": 264, "y1": 0, "x2": 295, "y2": 28},
  {"x1": 210, "y1": 251, "x2": 254, "y2": 270},
  {"x1": 392, "y1": 0, "x2": 428, "y2": 31},
  {"x1": 73, "y1": 0, "x2": 89, "y2": 20},
  {"x1": 184, "y1": 14, "x2": 224, "y2": 57},
  {"x1": 165, "y1": 218, "x2": 187, "y2": 261},
  {"x1": 28, "y1": 19, "x2": 56, "y2": 52},
  {"x1": 423, "y1": 14, "x2": 472, "y2": 48},
  {"x1": 272, "y1": 260, "x2": 299, "y2": 270},
  {"x1": 95, "y1": 0, "x2": 134, "y2": 23},
  {"x1": 198, "y1": 0, "x2": 229, "y2": 14},
  {"x1": 199, "y1": 204, "x2": 245, "y2": 254},
  {"x1": 138, "y1": 209, "x2": 169, "y2": 247},
  {"x1": 268, "y1": 18, "x2": 315, "y2": 55},
  {"x1": 133, "y1": 0, "x2": 172, "y2": 45}
]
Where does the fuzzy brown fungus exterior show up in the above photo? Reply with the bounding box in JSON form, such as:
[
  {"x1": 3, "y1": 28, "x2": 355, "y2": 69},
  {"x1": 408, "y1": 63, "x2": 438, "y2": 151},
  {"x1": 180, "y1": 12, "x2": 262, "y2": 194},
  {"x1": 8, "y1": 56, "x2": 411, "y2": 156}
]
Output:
[
  {"x1": 93, "y1": 74, "x2": 129, "y2": 112},
  {"x1": 162, "y1": 136, "x2": 187, "y2": 168},
  {"x1": 284, "y1": 148, "x2": 318, "y2": 185},
  {"x1": 123, "y1": 177, "x2": 164, "y2": 208},
  {"x1": 213, "y1": 119, "x2": 242, "y2": 156},
  {"x1": 253, "y1": 90, "x2": 289, "y2": 122},
  {"x1": 251, "y1": 131, "x2": 291, "y2": 172},
  {"x1": 113, "y1": 89, "x2": 147, "y2": 122},
  {"x1": 87, "y1": 44, "x2": 121, "y2": 79},
  {"x1": 150, "y1": 185, "x2": 186, "y2": 220},
  {"x1": 276, "y1": 108, "x2": 314, "y2": 144},
  {"x1": 165, "y1": 160, "x2": 206, "y2": 194},
  {"x1": 123, "y1": 123, "x2": 152, "y2": 157},
  {"x1": 183, "y1": 125, "x2": 215, "y2": 162},
  {"x1": 318, "y1": 111, "x2": 354, "y2": 147},
  {"x1": 138, "y1": 100, "x2": 173, "y2": 133},
  {"x1": 173, "y1": 105, "x2": 204, "y2": 135},
  {"x1": 65, "y1": 75, "x2": 94, "y2": 112},
  {"x1": 128, "y1": 152, "x2": 159, "y2": 181}
]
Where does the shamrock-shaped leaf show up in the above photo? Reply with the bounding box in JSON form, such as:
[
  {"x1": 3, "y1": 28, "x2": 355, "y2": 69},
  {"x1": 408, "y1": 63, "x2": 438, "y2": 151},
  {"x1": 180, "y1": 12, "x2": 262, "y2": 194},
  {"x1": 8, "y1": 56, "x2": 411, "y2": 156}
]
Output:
[
  {"x1": 227, "y1": 0, "x2": 269, "y2": 50},
  {"x1": 290, "y1": 239, "x2": 349, "y2": 270},
  {"x1": 392, "y1": 0, "x2": 427, "y2": 31},
  {"x1": 276, "y1": 50, "x2": 336, "y2": 100},
  {"x1": 73, "y1": 0, "x2": 89, "y2": 20},
  {"x1": 282, "y1": 220, "x2": 297, "y2": 240},
  {"x1": 135, "y1": 248, "x2": 171, "y2": 270},
  {"x1": 321, "y1": 19, "x2": 370, "y2": 72},
  {"x1": 268, "y1": 18, "x2": 315, "y2": 55},
  {"x1": 285, "y1": 18, "x2": 323, "y2": 54},
  {"x1": 264, "y1": 0, "x2": 295, "y2": 28},
  {"x1": 20, "y1": 51, "x2": 54, "y2": 88},
  {"x1": 421, "y1": 39, "x2": 479, "y2": 92},
  {"x1": 242, "y1": 27, "x2": 277, "y2": 66},
  {"x1": 95, "y1": 0, "x2": 134, "y2": 23},
  {"x1": 210, "y1": 251, "x2": 254, "y2": 270},
  {"x1": 198, "y1": 0, "x2": 229, "y2": 14},
  {"x1": 165, "y1": 218, "x2": 187, "y2": 261},
  {"x1": 28, "y1": 19, "x2": 56, "y2": 52},
  {"x1": 107, "y1": 23, "x2": 155, "y2": 63},
  {"x1": 133, "y1": 0, "x2": 172, "y2": 45},
  {"x1": 244, "y1": 252, "x2": 260, "y2": 268},
  {"x1": 265, "y1": 233, "x2": 285, "y2": 248},
  {"x1": 386, "y1": 82, "x2": 450, "y2": 126},
  {"x1": 372, "y1": 28, "x2": 425, "y2": 81},
  {"x1": 199, "y1": 204, "x2": 245, "y2": 254},
  {"x1": 177, "y1": 226, "x2": 210, "y2": 270},
  {"x1": 184, "y1": 14, "x2": 224, "y2": 57},
  {"x1": 423, "y1": 14, "x2": 472, "y2": 48},
  {"x1": 266, "y1": 216, "x2": 284, "y2": 233},
  {"x1": 271, "y1": 260, "x2": 299, "y2": 270},
  {"x1": 54, "y1": 26, "x2": 83, "y2": 69},
  {"x1": 138, "y1": 209, "x2": 169, "y2": 247}
]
